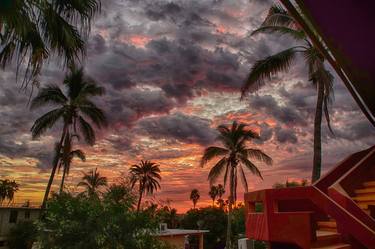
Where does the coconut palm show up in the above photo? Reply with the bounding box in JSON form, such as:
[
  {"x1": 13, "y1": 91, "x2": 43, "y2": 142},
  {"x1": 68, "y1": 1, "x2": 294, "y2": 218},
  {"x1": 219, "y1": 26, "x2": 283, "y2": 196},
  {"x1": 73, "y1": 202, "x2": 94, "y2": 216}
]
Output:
[
  {"x1": 0, "y1": 179, "x2": 19, "y2": 205},
  {"x1": 190, "y1": 189, "x2": 200, "y2": 209},
  {"x1": 241, "y1": 4, "x2": 334, "y2": 183},
  {"x1": 78, "y1": 168, "x2": 107, "y2": 197},
  {"x1": 129, "y1": 160, "x2": 161, "y2": 212},
  {"x1": 30, "y1": 65, "x2": 107, "y2": 208},
  {"x1": 58, "y1": 133, "x2": 86, "y2": 193},
  {"x1": 201, "y1": 121, "x2": 272, "y2": 249},
  {"x1": 0, "y1": 0, "x2": 101, "y2": 85},
  {"x1": 209, "y1": 185, "x2": 218, "y2": 207}
]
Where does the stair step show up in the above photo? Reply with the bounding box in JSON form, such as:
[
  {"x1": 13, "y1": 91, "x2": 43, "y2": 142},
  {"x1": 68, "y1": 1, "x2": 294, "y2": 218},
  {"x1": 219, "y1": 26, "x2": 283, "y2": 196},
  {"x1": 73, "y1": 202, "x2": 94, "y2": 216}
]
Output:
[
  {"x1": 363, "y1": 181, "x2": 375, "y2": 187},
  {"x1": 355, "y1": 187, "x2": 375, "y2": 194},
  {"x1": 318, "y1": 221, "x2": 337, "y2": 228},
  {"x1": 356, "y1": 201, "x2": 375, "y2": 209},
  {"x1": 311, "y1": 244, "x2": 351, "y2": 249},
  {"x1": 313, "y1": 231, "x2": 342, "y2": 247},
  {"x1": 352, "y1": 195, "x2": 375, "y2": 201}
]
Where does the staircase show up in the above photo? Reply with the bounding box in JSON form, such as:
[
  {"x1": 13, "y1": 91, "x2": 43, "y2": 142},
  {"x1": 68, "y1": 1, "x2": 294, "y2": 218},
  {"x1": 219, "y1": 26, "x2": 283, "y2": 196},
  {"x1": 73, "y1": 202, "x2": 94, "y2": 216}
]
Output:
[
  {"x1": 353, "y1": 181, "x2": 375, "y2": 216},
  {"x1": 311, "y1": 220, "x2": 351, "y2": 249},
  {"x1": 245, "y1": 145, "x2": 375, "y2": 249}
]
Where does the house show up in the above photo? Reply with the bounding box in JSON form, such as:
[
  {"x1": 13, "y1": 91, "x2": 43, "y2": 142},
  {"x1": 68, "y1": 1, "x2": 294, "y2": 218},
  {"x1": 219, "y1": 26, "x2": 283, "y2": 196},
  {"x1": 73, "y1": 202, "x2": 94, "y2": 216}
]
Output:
[
  {"x1": 155, "y1": 223, "x2": 209, "y2": 249},
  {"x1": 0, "y1": 205, "x2": 41, "y2": 248}
]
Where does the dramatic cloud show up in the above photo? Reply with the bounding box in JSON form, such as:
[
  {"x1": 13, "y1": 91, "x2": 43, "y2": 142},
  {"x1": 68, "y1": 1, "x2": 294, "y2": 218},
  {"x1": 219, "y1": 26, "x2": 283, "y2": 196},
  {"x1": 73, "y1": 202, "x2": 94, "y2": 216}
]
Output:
[{"x1": 0, "y1": 0, "x2": 374, "y2": 212}]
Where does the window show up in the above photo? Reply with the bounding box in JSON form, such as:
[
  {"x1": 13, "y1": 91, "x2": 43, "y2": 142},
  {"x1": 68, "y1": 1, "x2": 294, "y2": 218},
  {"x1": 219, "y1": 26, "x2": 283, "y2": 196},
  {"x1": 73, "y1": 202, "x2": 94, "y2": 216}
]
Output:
[
  {"x1": 9, "y1": 210, "x2": 18, "y2": 223},
  {"x1": 25, "y1": 210, "x2": 30, "y2": 219}
]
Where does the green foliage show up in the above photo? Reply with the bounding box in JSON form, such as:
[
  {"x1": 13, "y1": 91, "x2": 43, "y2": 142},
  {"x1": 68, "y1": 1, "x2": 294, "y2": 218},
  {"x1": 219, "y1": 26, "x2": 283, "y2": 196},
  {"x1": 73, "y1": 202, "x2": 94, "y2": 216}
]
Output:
[
  {"x1": 273, "y1": 179, "x2": 309, "y2": 189},
  {"x1": 190, "y1": 189, "x2": 200, "y2": 209},
  {"x1": 129, "y1": 160, "x2": 162, "y2": 211},
  {"x1": 8, "y1": 220, "x2": 37, "y2": 249},
  {"x1": 180, "y1": 207, "x2": 227, "y2": 249},
  {"x1": 0, "y1": 0, "x2": 101, "y2": 85},
  {"x1": 37, "y1": 192, "x2": 171, "y2": 249}
]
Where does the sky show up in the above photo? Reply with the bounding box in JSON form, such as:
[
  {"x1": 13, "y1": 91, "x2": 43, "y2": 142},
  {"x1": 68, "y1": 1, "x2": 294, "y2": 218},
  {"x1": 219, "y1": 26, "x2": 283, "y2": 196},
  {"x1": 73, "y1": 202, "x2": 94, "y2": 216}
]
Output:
[{"x1": 0, "y1": 0, "x2": 374, "y2": 213}]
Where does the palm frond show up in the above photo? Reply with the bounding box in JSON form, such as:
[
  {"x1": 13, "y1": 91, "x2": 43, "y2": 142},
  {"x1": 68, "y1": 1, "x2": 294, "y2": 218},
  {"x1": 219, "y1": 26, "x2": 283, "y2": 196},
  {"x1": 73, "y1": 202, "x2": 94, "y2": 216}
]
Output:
[
  {"x1": 241, "y1": 47, "x2": 298, "y2": 96},
  {"x1": 78, "y1": 116, "x2": 95, "y2": 145},
  {"x1": 238, "y1": 166, "x2": 249, "y2": 193},
  {"x1": 79, "y1": 101, "x2": 108, "y2": 128},
  {"x1": 30, "y1": 85, "x2": 68, "y2": 109},
  {"x1": 207, "y1": 157, "x2": 228, "y2": 185},
  {"x1": 201, "y1": 146, "x2": 229, "y2": 167},
  {"x1": 31, "y1": 108, "x2": 64, "y2": 139},
  {"x1": 240, "y1": 157, "x2": 263, "y2": 180},
  {"x1": 244, "y1": 149, "x2": 273, "y2": 165},
  {"x1": 252, "y1": 26, "x2": 305, "y2": 41}
]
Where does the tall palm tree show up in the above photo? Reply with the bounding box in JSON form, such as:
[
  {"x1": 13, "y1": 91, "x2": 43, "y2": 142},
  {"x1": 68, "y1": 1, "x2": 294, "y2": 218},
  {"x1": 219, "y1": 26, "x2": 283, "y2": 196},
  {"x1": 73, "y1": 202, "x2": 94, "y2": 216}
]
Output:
[
  {"x1": 30, "y1": 65, "x2": 107, "y2": 208},
  {"x1": 58, "y1": 133, "x2": 86, "y2": 193},
  {"x1": 209, "y1": 185, "x2": 218, "y2": 207},
  {"x1": 201, "y1": 121, "x2": 272, "y2": 249},
  {"x1": 0, "y1": 0, "x2": 101, "y2": 85},
  {"x1": 0, "y1": 179, "x2": 19, "y2": 205},
  {"x1": 129, "y1": 160, "x2": 161, "y2": 212},
  {"x1": 190, "y1": 189, "x2": 200, "y2": 209},
  {"x1": 77, "y1": 168, "x2": 107, "y2": 197},
  {"x1": 241, "y1": 4, "x2": 334, "y2": 183}
]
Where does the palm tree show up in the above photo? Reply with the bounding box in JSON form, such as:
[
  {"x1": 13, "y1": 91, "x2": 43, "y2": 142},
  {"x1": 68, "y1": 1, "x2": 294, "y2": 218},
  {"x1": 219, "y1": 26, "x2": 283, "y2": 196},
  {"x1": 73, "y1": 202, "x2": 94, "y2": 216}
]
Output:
[
  {"x1": 129, "y1": 160, "x2": 161, "y2": 212},
  {"x1": 30, "y1": 66, "x2": 107, "y2": 208},
  {"x1": 217, "y1": 184, "x2": 225, "y2": 199},
  {"x1": 0, "y1": 0, "x2": 101, "y2": 85},
  {"x1": 241, "y1": 4, "x2": 334, "y2": 183},
  {"x1": 77, "y1": 168, "x2": 108, "y2": 197},
  {"x1": 58, "y1": 133, "x2": 86, "y2": 193},
  {"x1": 208, "y1": 185, "x2": 218, "y2": 207},
  {"x1": 190, "y1": 189, "x2": 200, "y2": 209},
  {"x1": 201, "y1": 121, "x2": 272, "y2": 249},
  {"x1": 0, "y1": 180, "x2": 19, "y2": 205}
]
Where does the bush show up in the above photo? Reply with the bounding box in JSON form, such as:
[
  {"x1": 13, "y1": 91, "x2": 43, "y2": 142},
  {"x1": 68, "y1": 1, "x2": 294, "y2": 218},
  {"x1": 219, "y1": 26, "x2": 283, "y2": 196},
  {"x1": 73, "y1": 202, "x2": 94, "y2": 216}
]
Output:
[
  {"x1": 8, "y1": 220, "x2": 37, "y2": 249},
  {"x1": 37, "y1": 191, "x2": 171, "y2": 249}
]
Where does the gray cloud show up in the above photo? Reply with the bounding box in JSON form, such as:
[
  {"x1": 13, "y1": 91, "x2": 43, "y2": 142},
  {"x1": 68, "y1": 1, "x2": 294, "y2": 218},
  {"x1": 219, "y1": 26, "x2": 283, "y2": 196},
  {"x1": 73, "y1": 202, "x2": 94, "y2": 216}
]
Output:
[{"x1": 137, "y1": 113, "x2": 217, "y2": 145}]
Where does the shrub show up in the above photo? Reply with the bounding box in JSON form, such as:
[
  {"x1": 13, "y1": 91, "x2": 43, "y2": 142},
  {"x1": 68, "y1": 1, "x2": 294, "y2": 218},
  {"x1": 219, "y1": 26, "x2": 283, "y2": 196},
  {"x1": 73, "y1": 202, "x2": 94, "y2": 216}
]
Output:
[{"x1": 8, "y1": 220, "x2": 37, "y2": 249}]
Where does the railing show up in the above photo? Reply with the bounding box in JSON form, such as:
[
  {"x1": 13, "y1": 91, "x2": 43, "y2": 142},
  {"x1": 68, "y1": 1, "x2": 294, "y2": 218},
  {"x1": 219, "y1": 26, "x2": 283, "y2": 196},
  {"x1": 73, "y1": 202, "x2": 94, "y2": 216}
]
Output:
[{"x1": 245, "y1": 146, "x2": 375, "y2": 249}]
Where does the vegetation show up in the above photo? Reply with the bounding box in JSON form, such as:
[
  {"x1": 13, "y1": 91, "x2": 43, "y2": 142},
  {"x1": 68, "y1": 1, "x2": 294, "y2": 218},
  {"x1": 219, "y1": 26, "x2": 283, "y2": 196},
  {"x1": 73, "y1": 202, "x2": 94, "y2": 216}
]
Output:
[
  {"x1": 209, "y1": 185, "x2": 218, "y2": 207},
  {"x1": 273, "y1": 179, "x2": 309, "y2": 189},
  {"x1": 30, "y1": 66, "x2": 107, "y2": 208},
  {"x1": 0, "y1": 179, "x2": 19, "y2": 205},
  {"x1": 77, "y1": 168, "x2": 108, "y2": 197},
  {"x1": 37, "y1": 191, "x2": 172, "y2": 249},
  {"x1": 129, "y1": 160, "x2": 162, "y2": 212},
  {"x1": 0, "y1": 0, "x2": 101, "y2": 86},
  {"x1": 7, "y1": 220, "x2": 37, "y2": 249},
  {"x1": 201, "y1": 121, "x2": 272, "y2": 249},
  {"x1": 241, "y1": 4, "x2": 334, "y2": 183},
  {"x1": 190, "y1": 189, "x2": 200, "y2": 209}
]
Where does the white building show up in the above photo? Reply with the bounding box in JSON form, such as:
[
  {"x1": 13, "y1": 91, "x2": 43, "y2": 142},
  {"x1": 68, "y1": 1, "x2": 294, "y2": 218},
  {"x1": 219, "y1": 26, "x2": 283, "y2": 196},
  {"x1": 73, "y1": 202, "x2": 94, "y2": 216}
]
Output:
[{"x1": 0, "y1": 206, "x2": 41, "y2": 248}]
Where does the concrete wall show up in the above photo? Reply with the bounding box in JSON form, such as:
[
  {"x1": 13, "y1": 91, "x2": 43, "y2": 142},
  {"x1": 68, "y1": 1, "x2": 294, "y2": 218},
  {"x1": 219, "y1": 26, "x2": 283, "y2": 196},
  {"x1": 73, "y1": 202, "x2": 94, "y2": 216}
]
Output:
[{"x1": 0, "y1": 208, "x2": 40, "y2": 249}]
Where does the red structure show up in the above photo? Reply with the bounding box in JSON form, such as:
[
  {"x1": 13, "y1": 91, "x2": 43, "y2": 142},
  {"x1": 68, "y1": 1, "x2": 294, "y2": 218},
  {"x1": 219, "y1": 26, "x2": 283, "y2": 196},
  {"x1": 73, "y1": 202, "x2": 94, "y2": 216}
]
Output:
[{"x1": 245, "y1": 146, "x2": 375, "y2": 249}]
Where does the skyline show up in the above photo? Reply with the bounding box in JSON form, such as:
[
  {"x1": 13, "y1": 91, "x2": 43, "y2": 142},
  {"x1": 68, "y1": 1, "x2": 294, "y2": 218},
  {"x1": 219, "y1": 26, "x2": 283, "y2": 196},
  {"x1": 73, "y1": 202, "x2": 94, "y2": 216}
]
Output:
[{"x1": 1, "y1": 0, "x2": 375, "y2": 212}]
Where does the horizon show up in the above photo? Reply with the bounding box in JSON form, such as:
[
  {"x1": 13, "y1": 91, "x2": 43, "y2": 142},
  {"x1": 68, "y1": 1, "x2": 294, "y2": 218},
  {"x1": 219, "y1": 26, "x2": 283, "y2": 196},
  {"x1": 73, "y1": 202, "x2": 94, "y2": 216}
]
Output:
[{"x1": 1, "y1": 0, "x2": 375, "y2": 213}]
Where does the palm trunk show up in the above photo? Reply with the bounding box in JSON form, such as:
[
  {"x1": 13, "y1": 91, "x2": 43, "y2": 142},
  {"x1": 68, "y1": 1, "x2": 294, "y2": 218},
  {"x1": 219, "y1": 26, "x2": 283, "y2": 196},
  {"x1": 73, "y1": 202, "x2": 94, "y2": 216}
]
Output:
[
  {"x1": 41, "y1": 124, "x2": 68, "y2": 209},
  {"x1": 226, "y1": 167, "x2": 235, "y2": 249},
  {"x1": 137, "y1": 185, "x2": 143, "y2": 212},
  {"x1": 59, "y1": 164, "x2": 67, "y2": 194},
  {"x1": 212, "y1": 199, "x2": 215, "y2": 207},
  {"x1": 312, "y1": 81, "x2": 324, "y2": 183}
]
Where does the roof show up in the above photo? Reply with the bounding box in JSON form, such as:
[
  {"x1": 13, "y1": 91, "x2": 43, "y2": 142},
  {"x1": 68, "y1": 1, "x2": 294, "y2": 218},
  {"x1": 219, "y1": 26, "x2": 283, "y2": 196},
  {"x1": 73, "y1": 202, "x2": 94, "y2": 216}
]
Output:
[{"x1": 156, "y1": 229, "x2": 209, "y2": 237}]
